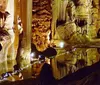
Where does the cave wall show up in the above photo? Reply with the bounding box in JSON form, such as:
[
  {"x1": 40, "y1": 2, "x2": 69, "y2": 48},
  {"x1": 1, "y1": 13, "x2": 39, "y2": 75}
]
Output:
[{"x1": 32, "y1": 0, "x2": 52, "y2": 52}]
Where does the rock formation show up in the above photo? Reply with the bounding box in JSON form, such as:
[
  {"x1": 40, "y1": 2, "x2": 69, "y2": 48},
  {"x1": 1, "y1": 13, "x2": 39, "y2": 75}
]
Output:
[{"x1": 32, "y1": 0, "x2": 52, "y2": 51}]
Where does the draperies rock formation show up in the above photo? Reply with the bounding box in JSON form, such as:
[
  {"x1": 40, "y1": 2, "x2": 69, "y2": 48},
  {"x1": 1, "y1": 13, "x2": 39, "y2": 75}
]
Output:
[{"x1": 32, "y1": 0, "x2": 52, "y2": 52}]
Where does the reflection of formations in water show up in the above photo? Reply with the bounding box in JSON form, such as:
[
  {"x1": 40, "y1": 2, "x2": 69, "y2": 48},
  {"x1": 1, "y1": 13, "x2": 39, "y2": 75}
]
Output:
[
  {"x1": 0, "y1": 60, "x2": 16, "y2": 78},
  {"x1": 0, "y1": 59, "x2": 47, "y2": 82},
  {"x1": 0, "y1": 47, "x2": 57, "y2": 81},
  {"x1": 56, "y1": 46, "x2": 98, "y2": 75}
]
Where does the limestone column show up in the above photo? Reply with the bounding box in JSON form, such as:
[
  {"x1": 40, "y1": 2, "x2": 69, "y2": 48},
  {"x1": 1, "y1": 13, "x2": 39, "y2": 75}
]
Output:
[
  {"x1": 18, "y1": 0, "x2": 32, "y2": 78},
  {"x1": 13, "y1": 0, "x2": 19, "y2": 58}
]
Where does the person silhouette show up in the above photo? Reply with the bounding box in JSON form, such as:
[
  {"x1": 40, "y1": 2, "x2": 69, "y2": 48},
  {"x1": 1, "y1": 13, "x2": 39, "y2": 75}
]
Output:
[
  {"x1": 31, "y1": 43, "x2": 57, "y2": 85},
  {"x1": 37, "y1": 55, "x2": 57, "y2": 85}
]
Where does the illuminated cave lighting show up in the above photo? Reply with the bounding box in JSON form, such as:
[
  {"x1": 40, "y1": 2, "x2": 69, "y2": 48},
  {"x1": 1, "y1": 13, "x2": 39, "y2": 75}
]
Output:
[
  {"x1": 30, "y1": 52, "x2": 35, "y2": 57},
  {"x1": 30, "y1": 52, "x2": 35, "y2": 61},
  {"x1": 38, "y1": 55, "x2": 42, "y2": 58},
  {"x1": 59, "y1": 42, "x2": 65, "y2": 48}
]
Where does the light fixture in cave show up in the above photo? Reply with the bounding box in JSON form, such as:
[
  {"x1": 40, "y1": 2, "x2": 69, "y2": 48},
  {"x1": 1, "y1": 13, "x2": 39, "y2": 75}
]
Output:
[
  {"x1": 38, "y1": 55, "x2": 42, "y2": 58},
  {"x1": 59, "y1": 41, "x2": 65, "y2": 48},
  {"x1": 30, "y1": 52, "x2": 35, "y2": 61},
  {"x1": 30, "y1": 52, "x2": 35, "y2": 57}
]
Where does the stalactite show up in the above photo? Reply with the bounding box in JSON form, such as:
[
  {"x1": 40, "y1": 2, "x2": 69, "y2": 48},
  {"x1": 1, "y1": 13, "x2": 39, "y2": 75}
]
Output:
[{"x1": 57, "y1": 0, "x2": 68, "y2": 22}]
